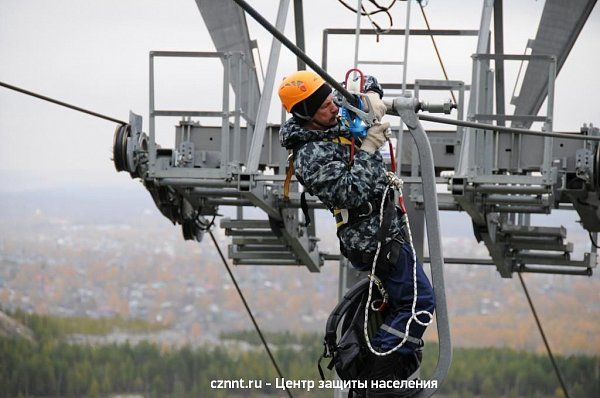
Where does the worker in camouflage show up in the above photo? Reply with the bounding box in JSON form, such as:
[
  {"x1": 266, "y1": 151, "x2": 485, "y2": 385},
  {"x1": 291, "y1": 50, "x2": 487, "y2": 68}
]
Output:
[{"x1": 278, "y1": 70, "x2": 435, "y2": 397}]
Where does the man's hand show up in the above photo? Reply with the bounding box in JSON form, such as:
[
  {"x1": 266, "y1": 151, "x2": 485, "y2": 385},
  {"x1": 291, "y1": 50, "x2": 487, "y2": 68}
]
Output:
[
  {"x1": 363, "y1": 91, "x2": 387, "y2": 121},
  {"x1": 361, "y1": 122, "x2": 391, "y2": 154}
]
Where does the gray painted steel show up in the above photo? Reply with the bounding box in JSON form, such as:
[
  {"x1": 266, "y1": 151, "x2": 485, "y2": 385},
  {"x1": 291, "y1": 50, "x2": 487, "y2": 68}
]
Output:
[
  {"x1": 246, "y1": 0, "x2": 289, "y2": 173},
  {"x1": 512, "y1": 0, "x2": 597, "y2": 128},
  {"x1": 394, "y1": 96, "x2": 451, "y2": 397},
  {"x1": 194, "y1": 0, "x2": 260, "y2": 120},
  {"x1": 293, "y1": 0, "x2": 306, "y2": 70}
]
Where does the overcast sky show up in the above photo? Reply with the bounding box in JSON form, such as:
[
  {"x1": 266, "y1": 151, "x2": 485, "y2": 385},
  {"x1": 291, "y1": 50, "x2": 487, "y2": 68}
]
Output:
[
  {"x1": 1, "y1": 0, "x2": 598, "y2": 180},
  {"x1": 1, "y1": 1, "x2": 599, "y2": 258}
]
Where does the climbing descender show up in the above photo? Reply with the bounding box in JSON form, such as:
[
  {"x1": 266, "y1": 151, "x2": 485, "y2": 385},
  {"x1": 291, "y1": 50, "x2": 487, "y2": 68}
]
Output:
[{"x1": 337, "y1": 68, "x2": 377, "y2": 139}]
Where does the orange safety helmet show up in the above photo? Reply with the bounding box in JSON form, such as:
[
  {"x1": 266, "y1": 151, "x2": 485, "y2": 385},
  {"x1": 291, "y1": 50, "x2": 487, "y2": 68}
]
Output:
[{"x1": 278, "y1": 70, "x2": 331, "y2": 120}]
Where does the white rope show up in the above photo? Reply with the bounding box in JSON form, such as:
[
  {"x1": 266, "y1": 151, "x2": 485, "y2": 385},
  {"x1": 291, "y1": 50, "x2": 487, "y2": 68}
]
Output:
[{"x1": 363, "y1": 176, "x2": 434, "y2": 357}]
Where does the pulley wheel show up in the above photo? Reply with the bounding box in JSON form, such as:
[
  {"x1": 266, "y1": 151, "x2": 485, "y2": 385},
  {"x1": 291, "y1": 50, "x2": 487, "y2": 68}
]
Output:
[
  {"x1": 113, "y1": 124, "x2": 131, "y2": 172},
  {"x1": 182, "y1": 220, "x2": 196, "y2": 241}
]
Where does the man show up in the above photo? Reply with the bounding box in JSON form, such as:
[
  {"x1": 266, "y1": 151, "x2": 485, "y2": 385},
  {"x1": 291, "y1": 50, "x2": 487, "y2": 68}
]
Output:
[{"x1": 278, "y1": 70, "x2": 436, "y2": 397}]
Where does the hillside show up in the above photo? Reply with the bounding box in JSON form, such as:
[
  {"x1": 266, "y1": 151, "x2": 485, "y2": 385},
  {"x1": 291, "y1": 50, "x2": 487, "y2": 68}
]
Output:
[
  {"x1": 0, "y1": 184, "x2": 598, "y2": 354},
  {"x1": 0, "y1": 309, "x2": 34, "y2": 342}
]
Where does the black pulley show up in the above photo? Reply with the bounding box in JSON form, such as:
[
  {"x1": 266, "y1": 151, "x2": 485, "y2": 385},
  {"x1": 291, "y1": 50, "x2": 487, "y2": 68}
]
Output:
[
  {"x1": 182, "y1": 220, "x2": 196, "y2": 241},
  {"x1": 113, "y1": 124, "x2": 131, "y2": 172},
  {"x1": 182, "y1": 219, "x2": 204, "y2": 242}
]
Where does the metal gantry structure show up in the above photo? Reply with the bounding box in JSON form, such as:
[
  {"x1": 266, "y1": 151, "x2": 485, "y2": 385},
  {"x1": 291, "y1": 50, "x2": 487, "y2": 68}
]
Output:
[{"x1": 109, "y1": 0, "x2": 599, "y2": 395}]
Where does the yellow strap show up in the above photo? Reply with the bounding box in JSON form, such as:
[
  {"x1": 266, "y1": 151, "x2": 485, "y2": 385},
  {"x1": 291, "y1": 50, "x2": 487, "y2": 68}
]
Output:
[
  {"x1": 324, "y1": 136, "x2": 353, "y2": 146},
  {"x1": 283, "y1": 152, "x2": 294, "y2": 201}
]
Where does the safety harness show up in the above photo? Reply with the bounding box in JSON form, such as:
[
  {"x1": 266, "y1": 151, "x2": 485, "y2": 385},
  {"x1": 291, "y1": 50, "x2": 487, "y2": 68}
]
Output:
[{"x1": 284, "y1": 135, "x2": 369, "y2": 230}]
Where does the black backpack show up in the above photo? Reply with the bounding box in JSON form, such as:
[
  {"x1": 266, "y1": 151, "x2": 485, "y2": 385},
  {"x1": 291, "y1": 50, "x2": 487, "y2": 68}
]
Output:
[{"x1": 318, "y1": 277, "x2": 386, "y2": 382}]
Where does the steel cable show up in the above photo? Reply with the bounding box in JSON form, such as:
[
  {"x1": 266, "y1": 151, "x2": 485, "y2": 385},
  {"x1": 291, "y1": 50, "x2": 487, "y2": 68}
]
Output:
[
  {"x1": 208, "y1": 230, "x2": 293, "y2": 398},
  {"x1": 517, "y1": 272, "x2": 570, "y2": 398},
  {"x1": 0, "y1": 81, "x2": 127, "y2": 125}
]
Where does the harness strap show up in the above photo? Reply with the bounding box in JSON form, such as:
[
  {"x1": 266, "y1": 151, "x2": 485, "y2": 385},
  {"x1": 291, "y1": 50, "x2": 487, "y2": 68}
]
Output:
[
  {"x1": 283, "y1": 151, "x2": 294, "y2": 201},
  {"x1": 300, "y1": 191, "x2": 311, "y2": 227},
  {"x1": 284, "y1": 136, "x2": 354, "y2": 202},
  {"x1": 335, "y1": 189, "x2": 392, "y2": 234},
  {"x1": 323, "y1": 136, "x2": 354, "y2": 146}
]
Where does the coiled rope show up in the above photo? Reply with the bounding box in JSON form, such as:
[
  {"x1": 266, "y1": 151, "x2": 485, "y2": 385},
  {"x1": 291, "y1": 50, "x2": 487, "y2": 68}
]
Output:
[{"x1": 363, "y1": 176, "x2": 433, "y2": 356}]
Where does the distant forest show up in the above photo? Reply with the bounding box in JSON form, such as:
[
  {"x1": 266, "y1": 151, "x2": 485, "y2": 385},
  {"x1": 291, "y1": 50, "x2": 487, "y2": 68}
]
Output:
[{"x1": 0, "y1": 310, "x2": 598, "y2": 398}]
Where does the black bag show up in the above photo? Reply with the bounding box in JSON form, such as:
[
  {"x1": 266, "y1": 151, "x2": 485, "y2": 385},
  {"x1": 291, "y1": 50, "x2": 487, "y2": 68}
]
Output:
[{"x1": 318, "y1": 278, "x2": 386, "y2": 381}]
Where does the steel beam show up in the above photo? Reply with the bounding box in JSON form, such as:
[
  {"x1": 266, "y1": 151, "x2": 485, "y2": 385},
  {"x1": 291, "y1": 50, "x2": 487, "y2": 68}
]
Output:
[
  {"x1": 195, "y1": 0, "x2": 260, "y2": 118},
  {"x1": 456, "y1": 0, "x2": 494, "y2": 177},
  {"x1": 512, "y1": 0, "x2": 597, "y2": 129},
  {"x1": 493, "y1": 0, "x2": 506, "y2": 127},
  {"x1": 246, "y1": 0, "x2": 290, "y2": 172},
  {"x1": 293, "y1": 0, "x2": 306, "y2": 70}
]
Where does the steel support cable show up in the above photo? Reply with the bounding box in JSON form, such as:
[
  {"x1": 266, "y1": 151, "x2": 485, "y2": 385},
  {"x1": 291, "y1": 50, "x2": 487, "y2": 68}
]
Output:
[
  {"x1": 510, "y1": 44, "x2": 530, "y2": 105},
  {"x1": 589, "y1": 231, "x2": 599, "y2": 248},
  {"x1": 0, "y1": 81, "x2": 127, "y2": 125},
  {"x1": 208, "y1": 231, "x2": 293, "y2": 398},
  {"x1": 517, "y1": 272, "x2": 570, "y2": 398},
  {"x1": 417, "y1": 1, "x2": 458, "y2": 105},
  {"x1": 416, "y1": 114, "x2": 600, "y2": 142}
]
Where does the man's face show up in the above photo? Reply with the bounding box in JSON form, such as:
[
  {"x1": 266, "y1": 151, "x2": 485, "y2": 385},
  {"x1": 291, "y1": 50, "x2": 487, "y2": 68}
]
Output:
[{"x1": 308, "y1": 94, "x2": 338, "y2": 129}]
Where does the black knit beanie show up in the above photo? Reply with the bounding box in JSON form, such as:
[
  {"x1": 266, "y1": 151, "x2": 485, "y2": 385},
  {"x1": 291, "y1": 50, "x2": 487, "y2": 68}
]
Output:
[{"x1": 291, "y1": 84, "x2": 332, "y2": 121}]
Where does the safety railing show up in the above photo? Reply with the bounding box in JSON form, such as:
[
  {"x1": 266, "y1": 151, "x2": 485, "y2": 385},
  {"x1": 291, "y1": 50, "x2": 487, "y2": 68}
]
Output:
[{"x1": 147, "y1": 50, "x2": 256, "y2": 178}]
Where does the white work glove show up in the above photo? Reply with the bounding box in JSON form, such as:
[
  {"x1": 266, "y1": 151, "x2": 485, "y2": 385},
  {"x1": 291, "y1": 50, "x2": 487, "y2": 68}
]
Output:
[
  {"x1": 363, "y1": 91, "x2": 387, "y2": 121},
  {"x1": 361, "y1": 122, "x2": 390, "y2": 154}
]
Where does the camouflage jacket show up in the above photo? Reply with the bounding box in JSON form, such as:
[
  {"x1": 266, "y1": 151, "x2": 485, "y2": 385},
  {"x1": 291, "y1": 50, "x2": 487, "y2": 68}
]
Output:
[{"x1": 279, "y1": 76, "x2": 404, "y2": 260}]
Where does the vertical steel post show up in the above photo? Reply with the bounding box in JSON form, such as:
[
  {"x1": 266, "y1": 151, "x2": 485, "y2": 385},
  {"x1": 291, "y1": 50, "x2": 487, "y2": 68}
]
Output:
[
  {"x1": 148, "y1": 53, "x2": 157, "y2": 175},
  {"x1": 221, "y1": 54, "x2": 231, "y2": 170},
  {"x1": 543, "y1": 56, "x2": 557, "y2": 180},
  {"x1": 456, "y1": 83, "x2": 465, "y2": 169},
  {"x1": 396, "y1": 0, "x2": 413, "y2": 173},
  {"x1": 493, "y1": 0, "x2": 506, "y2": 127},
  {"x1": 234, "y1": 54, "x2": 242, "y2": 165},
  {"x1": 236, "y1": 56, "x2": 245, "y2": 221},
  {"x1": 246, "y1": 0, "x2": 290, "y2": 173},
  {"x1": 456, "y1": 0, "x2": 494, "y2": 178},
  {"x1": 322, "y1": 30, "x2": 329, "y2": 70},
  {"x1": 402, "y1": 0, "x2": 412, "y2": 94},
  {"x1": 484, "y1": 69, "x2": 495, "y2": 173},
  {"x1": 245, "y1": 60, "x2": 255, "y2": 163},
  {"x1": 293, "y1": 0, "x2": 306, "y2": 71}
]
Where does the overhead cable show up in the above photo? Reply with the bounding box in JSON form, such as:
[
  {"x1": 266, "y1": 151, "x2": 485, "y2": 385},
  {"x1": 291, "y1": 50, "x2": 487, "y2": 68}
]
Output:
[
  {"x1": 589, "y1": 231, "x2": 599, "y2": 249},
  {"x1": 417, "y1": 114, "x2": 600, "y2": 142},
  {"x1": 0, "y1": 81, "x2": 127, "y2": 125},
  {"x1": 208, "y1": 231, "x2": 294, "y2": 398},
  {"x1": 337, "y1": 0, "x2": 398, "y2": 35},
  {"x1": 517, "y1": 273, "x2": 571, "y2": 398}
]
